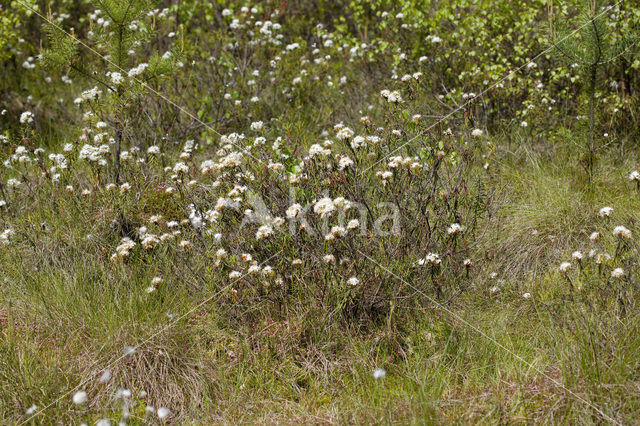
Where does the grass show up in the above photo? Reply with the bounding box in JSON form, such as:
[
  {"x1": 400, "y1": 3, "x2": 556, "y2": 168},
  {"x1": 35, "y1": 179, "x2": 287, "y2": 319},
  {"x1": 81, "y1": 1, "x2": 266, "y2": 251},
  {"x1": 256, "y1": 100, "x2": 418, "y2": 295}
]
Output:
[{"x1": 1, "y1": 121, "x2": 639, "y2": 425}]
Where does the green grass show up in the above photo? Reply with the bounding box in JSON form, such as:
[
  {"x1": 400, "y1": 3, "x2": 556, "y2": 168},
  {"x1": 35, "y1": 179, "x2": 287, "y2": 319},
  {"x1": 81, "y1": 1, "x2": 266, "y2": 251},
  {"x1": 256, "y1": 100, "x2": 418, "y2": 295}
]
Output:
[{"x1": 2, "y1": 110, "x2": 640, "y2": 425}]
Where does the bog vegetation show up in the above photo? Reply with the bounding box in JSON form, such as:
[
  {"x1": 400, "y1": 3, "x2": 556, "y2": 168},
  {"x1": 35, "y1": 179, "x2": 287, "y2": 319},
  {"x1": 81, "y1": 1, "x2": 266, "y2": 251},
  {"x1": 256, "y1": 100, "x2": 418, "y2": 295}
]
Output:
[{"x1": 0, "y1": 0, "x2": 639, "y2": 423}]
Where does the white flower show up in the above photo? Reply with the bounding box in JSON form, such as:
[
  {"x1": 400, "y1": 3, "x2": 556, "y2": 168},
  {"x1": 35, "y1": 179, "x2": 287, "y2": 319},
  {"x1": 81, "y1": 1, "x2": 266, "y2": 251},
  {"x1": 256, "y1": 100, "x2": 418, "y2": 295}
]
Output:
[
  {"x1": 256, "y1": 224, "x2": 274, "y2": 240},
  {"x1": 329, "y1": 226, "x2": 346, "y2": 238},
  {"x1": 589, "y1": 232, "x2": 600, "y2": 242},
  {"x1": 7, "y1": 178, "x2": 21, "y2": 188},
  {"x1": 72, "y1": 391, "x2": 88, "y2": 405},
  {"x1": 81, "y1": 86, "x2": 102, "y2": 100},
  {"x1": 314, "y1": 197, "x2": 335, "y2": 218},
  {"x1": 286, "y1": 203, "x2": 302, "y2": 219},
  {"x1": 613, "y1": 225, "x2": 631, "y2": 239},
  {"x1": 386, "y1": 91, "x2": 402, "y2": 103},
  {"x1": 113, "y1": 237, "x2": 136, "y2": 260},
  {"x1": 471, "y1": 128, "x2": 483, "y2": 138},
  {"x1": 332, "y1": 197, "x2": 351, "y2": 210},
  {"x1": 309, "y1": 144, "x2": 331, "y2": 157},
  {"x1": 141, "y1": 234, "x2": 160, "y2": 249},
  {"x1": 377, "y1": 170, "x2": 393, "y2": 184},
  {"x1": 336, "y1": 127, "x2": 354, "y2": 140},
  {"x1": 148, "y1": 215, "x2": 162, "y2": 224},
  {"x1": 523, "y1": 293, "x2": 532, "y2": 299},
  {"x1": 110, "y1": 72, "x2": 124, "y2": 85},
  {"x1": 0, "y1": 228, "x2": 15, "y2": 244},
  {"x1": 173, "y1": 162, "x2": 189, "y2": 174},
  {"x1": 447, "y1": 223, "x2": 463, "y2": 235},
  {"x1": 599, "y1": 206, "x2": 613, "y2": 217},
  {"x1": 127, "y1": 63, "x2": 148, "y2": 77},
  {"x1": 323, "y1": 254, "x2": 335, "y2": 264},
  {"x1": 337, "y1": 156, "x2": 354, "y2": 170},
  {"x1": 119, "y1": 182, "x2": 131, "y2": 193},
  {"x1": 350, "y1": 135, "x2": 366, "y2": 149},
  {"x1": 559, "y1": 262, "x2": 572, "y2": 273},
  {"x1": 571, "y1": 251, "x2": 583, "y2": 261},
  {"x1": 347, "y1": 276, "x2": 360, "y2": 286},
  {"x1": 630, "y1": 170, "x2": 640, "y2": 181},
  {"x1": 229, "y1": 271, "x2": 242, "y2": 279},
  {"x1": 250, "y1": 121, "x2": 264, "y2": 131},
  {"x1": 425, "y1": 252, "x2": 441, "y2": 265},
  {"x1": 151, "y1": 276, "x2": 163, "y2": 286},
  {"x1": 79, "y1": 144, "x2": 106, "y2": 162},
  {"x1": 20, "y1": 111, "x2": 34, "y2": 124},
  {"x1": 611, "y1": 268, "x2": 624, "y2": 279},
  {"x1": 372, "y1": 368, "x2": 386, "y2": 380},
  {"x1": 347, "y1": 219, "x2": 360, "y2": 229},
  {"x1": 189, "y1": 210, "x2": 203, "y2": 229}
]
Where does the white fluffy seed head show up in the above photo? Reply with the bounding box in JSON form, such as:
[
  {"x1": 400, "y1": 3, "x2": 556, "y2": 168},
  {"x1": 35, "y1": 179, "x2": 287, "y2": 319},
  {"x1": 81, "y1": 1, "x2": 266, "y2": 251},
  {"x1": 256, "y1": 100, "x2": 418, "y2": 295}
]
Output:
[
  {"x1": 372, "y1": 368, "x2": 386, "y2": 380},
  {"x1": 72, "y1": 391, "x2": 88, "y2": 405},
  {"x1": 98, "y1": 369, "x2": 111, "y2": 383},
  {"x1": 157, "y1": 407, "x2": 171, "y2": 419}
]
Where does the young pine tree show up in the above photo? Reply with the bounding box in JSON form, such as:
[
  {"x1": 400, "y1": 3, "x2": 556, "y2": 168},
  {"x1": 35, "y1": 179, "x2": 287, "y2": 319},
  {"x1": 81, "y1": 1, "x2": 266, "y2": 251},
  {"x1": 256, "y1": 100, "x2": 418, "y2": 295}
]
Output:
[
  {"x1": 40, "y1": 0, "x2": 179, "y2": 184},
  {"x1": 549, "y1": 0, "x2": 633, "y2": 183}
]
